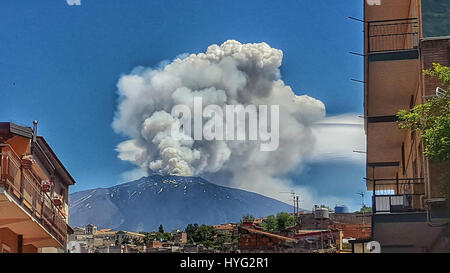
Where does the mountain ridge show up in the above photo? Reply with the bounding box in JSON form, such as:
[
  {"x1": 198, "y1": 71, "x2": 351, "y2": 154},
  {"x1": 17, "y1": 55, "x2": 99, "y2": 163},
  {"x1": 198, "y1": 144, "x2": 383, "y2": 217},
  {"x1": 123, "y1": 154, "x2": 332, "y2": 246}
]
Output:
[{"x1": 70, "y1": 174, "x2": 295, "y2": 232}]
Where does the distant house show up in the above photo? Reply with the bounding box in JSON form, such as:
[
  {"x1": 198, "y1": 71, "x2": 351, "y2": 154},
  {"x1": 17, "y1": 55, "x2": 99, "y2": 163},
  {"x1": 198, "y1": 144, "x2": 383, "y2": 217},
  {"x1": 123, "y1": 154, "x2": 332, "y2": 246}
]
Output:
[
  {"x1": 213, "y1": 223, "x2": 236, "y2": 235},
  {"x1": 238, "y1": 227, "x2": 301, "y2": 253},
  {"x1": 297, "y1": 213, "x2": 371, "y2": 241},
  {"x1": 115, "y1": 230, "x2": 145, "y2": 244},
  {"x1": 172, "y1": 231, "x2": 187, "y2": 243},
  {"x1": 68, "y1": 224, "x2": 147, "y2": 253},
  {"x1": 238, "y1": 226, "x2": 342, "y2": 253},
  {"x1": 85, "y1": 224, "x2": 97, "y2": 235}
]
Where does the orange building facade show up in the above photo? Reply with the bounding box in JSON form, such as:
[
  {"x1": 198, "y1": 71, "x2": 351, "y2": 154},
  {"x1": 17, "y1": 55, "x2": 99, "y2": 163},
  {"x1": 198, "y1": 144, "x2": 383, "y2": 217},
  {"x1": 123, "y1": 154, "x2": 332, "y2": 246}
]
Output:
[{"x1": 0, "y1": 122, "x2": 75, "y2": 253}]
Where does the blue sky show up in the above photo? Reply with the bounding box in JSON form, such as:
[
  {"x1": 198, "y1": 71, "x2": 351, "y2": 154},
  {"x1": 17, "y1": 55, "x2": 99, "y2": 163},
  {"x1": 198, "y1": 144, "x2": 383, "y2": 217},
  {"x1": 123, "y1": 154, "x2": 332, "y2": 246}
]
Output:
[{"x1": 0, "y1": 0, "x2": 368, "y2": 210}]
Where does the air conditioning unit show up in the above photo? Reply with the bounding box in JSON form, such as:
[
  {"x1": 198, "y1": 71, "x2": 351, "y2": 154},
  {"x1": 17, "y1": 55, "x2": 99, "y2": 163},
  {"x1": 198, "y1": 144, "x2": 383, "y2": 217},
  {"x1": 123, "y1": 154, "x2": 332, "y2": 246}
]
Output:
[{"x1": 425, "y1": 198, "x2": 449, "y2": 220}]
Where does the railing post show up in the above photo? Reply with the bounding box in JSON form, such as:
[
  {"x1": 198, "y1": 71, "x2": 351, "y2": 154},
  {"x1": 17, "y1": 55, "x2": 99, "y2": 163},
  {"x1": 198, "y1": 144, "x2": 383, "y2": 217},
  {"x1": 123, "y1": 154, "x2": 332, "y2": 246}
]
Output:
[
  {"x1": 372, "y1": 179, "x2": 376, "y2": 214},
  {"x1": 396, "y1": 173, "x2": 399, "y2": 194},
  {"x1": 389, "y1": 196, "x2": 392, "y2": 213},
  {"x1": 367, "y1": 22, "x2": 371, "y2": 53},
  {"x1": 19, "y1": 166, "x2": 24, "y2": 203}
]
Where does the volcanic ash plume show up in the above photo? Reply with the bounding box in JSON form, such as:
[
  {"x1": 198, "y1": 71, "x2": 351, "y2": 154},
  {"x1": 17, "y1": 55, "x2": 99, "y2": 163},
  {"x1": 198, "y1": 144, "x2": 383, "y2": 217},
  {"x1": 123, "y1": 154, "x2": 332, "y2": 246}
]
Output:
[{"x1": 113, "y1": 40, "x2": 325, "y2": 192}]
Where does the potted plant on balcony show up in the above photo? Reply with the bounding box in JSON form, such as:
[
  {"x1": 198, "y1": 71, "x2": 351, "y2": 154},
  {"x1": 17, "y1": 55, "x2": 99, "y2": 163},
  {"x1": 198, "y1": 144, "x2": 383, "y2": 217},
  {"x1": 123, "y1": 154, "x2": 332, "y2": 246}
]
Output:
[
  {"x1": 52, "y1": 193, "x2": 63, "y2": 206},
  {"x1": 21, "y1": 155, "x2": 35, "y2": 169},
  {"x1": 41, "y1": 180, "x2": 53, "y2": 192}
]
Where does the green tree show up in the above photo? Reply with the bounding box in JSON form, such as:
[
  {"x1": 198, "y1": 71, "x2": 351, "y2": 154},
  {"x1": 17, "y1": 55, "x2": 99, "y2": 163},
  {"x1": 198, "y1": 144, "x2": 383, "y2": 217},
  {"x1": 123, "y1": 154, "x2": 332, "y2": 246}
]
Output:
[
  {"x1": 276, "y1": 212, "x2": 295, "y2": 231},
  {"x1": 185, "y1": 224, "x2": 199, "y2": 244},
  {"x1": 193, "y1": 224, "x2": 216, "y2": 243},
  {"x1": 262, "y1": 215, "x2": 278, "y2": 232},
  {"x1": 158, "y1": 224, "x2": 164, "y2": 233},
  {"x1": 398, "y1": 63, "x2": 450, "y2": 162},
  {"x1": 357, "y1": 205, "x2": 372, "y2": 213},
  {"x1": 241, "y1": 214, "x2": 255, "y2": 223},
  {"x1": 215, "y1": 233, "x2": 233, "y2": 245},
  {"x1": 398, "y1": 63, "x2": 450, "y2": 199}
]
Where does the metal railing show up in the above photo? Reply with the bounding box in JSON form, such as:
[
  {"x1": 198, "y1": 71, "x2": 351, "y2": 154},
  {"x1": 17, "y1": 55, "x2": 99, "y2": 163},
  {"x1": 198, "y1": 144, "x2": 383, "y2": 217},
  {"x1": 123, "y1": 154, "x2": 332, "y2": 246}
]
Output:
[
  {"x1": 368, "y1": 177, "x2": 425, "y2": 214},
  {"x1": 0, "y1": 144, "x2": 68, "y2": 247},
  {"x1": 367, "y1": 18, "x2": 419, "y2": 53}
]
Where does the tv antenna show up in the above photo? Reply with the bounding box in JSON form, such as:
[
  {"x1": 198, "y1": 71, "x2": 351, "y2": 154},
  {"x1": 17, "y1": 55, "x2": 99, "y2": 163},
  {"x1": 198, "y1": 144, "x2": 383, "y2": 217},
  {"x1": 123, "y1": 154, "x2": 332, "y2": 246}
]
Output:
[
  {"x1": 356, "y1": 191, "x2": 365, "y2": 208},
  {"x1": 279, "y1": 191, "x2": 301, "y2": 226},
  {"x1": 357, "y1": 191, "x2": 367, "y2": 224}
]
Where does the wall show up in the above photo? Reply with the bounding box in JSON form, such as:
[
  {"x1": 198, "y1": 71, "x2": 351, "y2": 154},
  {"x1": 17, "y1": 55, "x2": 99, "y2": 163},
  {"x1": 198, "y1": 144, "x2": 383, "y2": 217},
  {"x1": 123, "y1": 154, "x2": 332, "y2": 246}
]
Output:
[
  {"x1": 298, "y1": 213, "x2": 371, "y2": 239},
  {"x1": 420, "y1": 38, "x2": 450, "y2": 198},
  {"x1": 0, "y1": 228, "x2": 18, "y2": 253},
  {"x1": 421, "y1": 38, "x2": 450, "y2": 96}
]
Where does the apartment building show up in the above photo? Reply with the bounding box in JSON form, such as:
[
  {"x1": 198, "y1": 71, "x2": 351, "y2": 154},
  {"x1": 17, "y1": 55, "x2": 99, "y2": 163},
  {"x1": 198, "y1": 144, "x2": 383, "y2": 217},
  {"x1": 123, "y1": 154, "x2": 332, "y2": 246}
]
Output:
[
  {"x1": 0, "y1": 122, "x2": 75, "y2": 253},
  {"x1": 363, "y1": 0, "x2": 449, "y2": 253}
]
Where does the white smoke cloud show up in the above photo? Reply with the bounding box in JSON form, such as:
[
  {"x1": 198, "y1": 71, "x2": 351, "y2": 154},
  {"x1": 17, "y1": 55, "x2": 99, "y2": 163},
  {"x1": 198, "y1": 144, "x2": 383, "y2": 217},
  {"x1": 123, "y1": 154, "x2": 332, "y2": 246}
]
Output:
[
  {"x1": 113, "y1": 40, "x2": 327, "y2": 204},
  {"x1": 309, "y1": 113, "x2": 366, "y2": 163}
]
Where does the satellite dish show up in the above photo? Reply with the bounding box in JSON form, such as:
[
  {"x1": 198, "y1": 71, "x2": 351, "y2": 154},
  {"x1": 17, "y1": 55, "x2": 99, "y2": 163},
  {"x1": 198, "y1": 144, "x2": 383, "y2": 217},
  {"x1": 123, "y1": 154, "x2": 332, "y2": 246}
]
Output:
[{"x1": 67, "y1": 241, "x2": 81, "y2": 253}]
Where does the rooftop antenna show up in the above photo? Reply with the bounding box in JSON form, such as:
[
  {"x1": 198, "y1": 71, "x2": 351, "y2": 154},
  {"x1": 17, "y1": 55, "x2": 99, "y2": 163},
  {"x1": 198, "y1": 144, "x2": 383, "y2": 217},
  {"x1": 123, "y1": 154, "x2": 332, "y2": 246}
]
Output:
[
  {"x1": 349, "y1": 51, "x2": 365, "y2": 57},
  {"x1": 351, "y1": 78, "x2": 366, "y2": 84},
  {"x1": 280, "y1": 191, "x2": 302, "y2": 229},
  {"x1": 279, "y1": 190, "x2": 296, "y2": 215},
  {"x1": 356, "y1": 191, "x2": 365, "y2": 208},
  {"x1": 357, "y1": 191, "x2": 366, "y2": 224},
  {"x1": 348, "y1": 16, "x2": 365, "y2": 23}
]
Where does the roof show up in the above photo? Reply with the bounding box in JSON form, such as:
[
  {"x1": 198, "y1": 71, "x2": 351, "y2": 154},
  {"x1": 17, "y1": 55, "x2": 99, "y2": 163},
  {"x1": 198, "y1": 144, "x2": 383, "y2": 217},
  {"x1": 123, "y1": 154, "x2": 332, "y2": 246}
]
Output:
[
  {"x1": 294, "y1": 229, "x2": 341, "y2": 238},
  {"x1": 214, "y1": 224, "x2": 235, "y2": 230},
  {"x1": 36, "y1": 136, "x2": 76, "y2": 185},
  {"x1": 116, "y1": 230, "x2": 146, "y2": 237},
  {"x1": 0, "y1": 122, "x2": 33, "y2": 140},
  {"x1": 240, "y1": 227, "x2": 297, "y2": 242},
  {"x1": 98, "y1": 228, "x2": 114, "y2": 232}
]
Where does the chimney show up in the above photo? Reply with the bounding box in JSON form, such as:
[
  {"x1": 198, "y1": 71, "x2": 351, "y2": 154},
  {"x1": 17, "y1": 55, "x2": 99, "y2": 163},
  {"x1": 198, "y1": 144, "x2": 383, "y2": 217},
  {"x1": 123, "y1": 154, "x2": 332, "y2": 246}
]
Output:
[{"x1": 31, "y1": 120, "x2": 38, "y2": 153}]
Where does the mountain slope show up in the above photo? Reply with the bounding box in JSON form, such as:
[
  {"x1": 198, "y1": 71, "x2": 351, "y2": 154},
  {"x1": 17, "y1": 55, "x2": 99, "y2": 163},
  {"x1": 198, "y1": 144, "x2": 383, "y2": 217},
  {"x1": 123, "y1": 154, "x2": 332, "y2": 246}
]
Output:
[{"x1": 70, "y1": 175, "x2": 294, "y2": 232}]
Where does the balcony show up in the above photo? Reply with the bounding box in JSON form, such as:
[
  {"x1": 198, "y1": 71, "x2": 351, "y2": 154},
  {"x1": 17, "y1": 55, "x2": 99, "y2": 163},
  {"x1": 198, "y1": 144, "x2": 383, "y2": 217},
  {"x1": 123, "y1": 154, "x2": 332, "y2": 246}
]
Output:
[
  {"x1": 0, "y1": 144, "x2": 68, "y2": 248},
  {"x1": 367, "y1": 18, "x2": 419, "y2": 61},
  {"x1": 370, "y1": 177, "x2": 425, "y2": 215},
  {"x1": 368, "y1": 177, "x2": 450, "y2": 252}
]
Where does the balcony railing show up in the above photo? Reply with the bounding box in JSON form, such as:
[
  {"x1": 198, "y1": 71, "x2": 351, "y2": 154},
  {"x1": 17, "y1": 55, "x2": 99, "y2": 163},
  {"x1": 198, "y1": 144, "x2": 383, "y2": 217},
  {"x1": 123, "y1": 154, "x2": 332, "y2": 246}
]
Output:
[
  {"x1": 0, "y1": 144, "x2": 68, "y2": 247},
  {"x1": 367, "y1": 18, "x2": 419, "y2": 53},
  {"x1": 369, "y1": 177, "x2": 425, "y2": 214}
]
